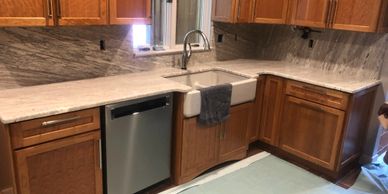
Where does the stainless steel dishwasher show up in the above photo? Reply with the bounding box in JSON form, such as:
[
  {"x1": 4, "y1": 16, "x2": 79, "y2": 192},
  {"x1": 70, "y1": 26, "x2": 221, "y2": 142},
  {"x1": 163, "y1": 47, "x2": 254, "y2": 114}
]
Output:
[{"x1": 103, "y1": 94, "x2": 173, "y2": 194}]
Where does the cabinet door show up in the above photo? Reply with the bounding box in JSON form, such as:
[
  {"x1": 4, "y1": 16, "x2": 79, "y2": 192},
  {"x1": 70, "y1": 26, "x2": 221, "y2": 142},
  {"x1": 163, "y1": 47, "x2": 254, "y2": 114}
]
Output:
[
  {"x1": 180, "y1": 118, "x2": 219, "y2": 181},
  {"x1": 260, "y1": 76, "x2": 284, "y2": 146},
  {"x1": 212, "y1": 0, "x2": 236, "y2": 22},
  {"x1": 236, "y1": 0, "x2": 254, "y2": 23},
  {"x1": 248, "y1": 77, "x2": 265, "y2": 143},
  {"x1": 14, "y1": 131, "x2": 102, "y2": 194},
  {"x1": 56, "y1": 0, "x2": 108, "y2": 25},
  {"x1": 289, "y1": 0, "x2": 331, "y2": 28},
  {"x1": 332, "y1": 0, "x2": 383, "y2": 32},
  {"x1": 109, "y1": 0, "x2": 151, "y2": 25},
  {"x1": 219, "y1": 103, "x2": 251, "y2": 162},
  {"x1": 0, "y1": 0, "x2": 54, "y2": 26},
  {"x1": 279, "y1": 96, "x2": 345, "y2": 170},
  {"x1": 252, "y1": 0, "x2": 289, "y2": 24}
]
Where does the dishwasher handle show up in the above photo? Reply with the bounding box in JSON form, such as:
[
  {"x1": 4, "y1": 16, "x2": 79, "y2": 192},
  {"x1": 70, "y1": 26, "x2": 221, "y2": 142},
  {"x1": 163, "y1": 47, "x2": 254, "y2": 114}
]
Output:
[{"x1": 110, "y1": 96, "x2": 171, "y2": 120}]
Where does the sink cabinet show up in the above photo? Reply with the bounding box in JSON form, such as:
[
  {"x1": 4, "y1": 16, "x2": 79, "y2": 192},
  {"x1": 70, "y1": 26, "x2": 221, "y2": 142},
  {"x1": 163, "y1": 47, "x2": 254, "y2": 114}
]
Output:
[
  {"x1": 173, "y1": 93, "x2": 252, "y2": 184},
  {"x1": 254, "y1": 76, "x2": 378, "y2": 180},
  {"x1": 0, "y1": 108, "x2": 102, "y2": 194}
]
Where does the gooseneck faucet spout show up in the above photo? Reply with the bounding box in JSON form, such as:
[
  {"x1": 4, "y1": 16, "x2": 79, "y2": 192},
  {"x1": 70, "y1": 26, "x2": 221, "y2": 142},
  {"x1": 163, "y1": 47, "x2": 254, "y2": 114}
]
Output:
[{"x1": 181, "y1": 30, "x2": 211, "y2": 70}]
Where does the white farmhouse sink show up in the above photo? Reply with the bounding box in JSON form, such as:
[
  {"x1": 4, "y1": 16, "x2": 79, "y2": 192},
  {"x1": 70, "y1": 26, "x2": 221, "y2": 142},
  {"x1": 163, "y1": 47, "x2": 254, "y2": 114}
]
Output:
[{"x1": 166, "y1": 70, "x2": 257, "y2": 117}]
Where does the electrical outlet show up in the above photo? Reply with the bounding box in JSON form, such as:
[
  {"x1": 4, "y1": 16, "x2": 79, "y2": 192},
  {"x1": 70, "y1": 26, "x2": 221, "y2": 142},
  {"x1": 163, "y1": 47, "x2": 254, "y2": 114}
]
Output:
[{"x1": 100, "y1": 40, "x2": 106, "y2": 51}]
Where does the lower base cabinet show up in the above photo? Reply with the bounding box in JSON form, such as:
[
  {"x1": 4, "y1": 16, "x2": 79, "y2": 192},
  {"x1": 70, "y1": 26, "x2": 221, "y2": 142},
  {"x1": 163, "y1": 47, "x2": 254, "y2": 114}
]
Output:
[
  {"x1": 173, "y1": 96, "x2": 252, "y2": 184},
  {"x1": 14, "y1": 131, "x2": 102, "y2": 194}
]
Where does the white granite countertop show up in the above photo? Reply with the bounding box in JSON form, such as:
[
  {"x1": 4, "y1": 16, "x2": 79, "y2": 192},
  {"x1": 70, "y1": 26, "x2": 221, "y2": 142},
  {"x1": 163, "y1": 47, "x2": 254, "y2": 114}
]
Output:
[{"x1": 0, "y1": 59, "x2": 381, "y2": 124}]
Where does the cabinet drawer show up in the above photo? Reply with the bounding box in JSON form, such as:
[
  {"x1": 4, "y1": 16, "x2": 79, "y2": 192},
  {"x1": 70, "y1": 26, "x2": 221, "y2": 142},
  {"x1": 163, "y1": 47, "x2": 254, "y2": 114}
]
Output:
[
  {"x1": 10, "y1": 108, "x2": 100, "y2": 149},
  {"x1": 286, "y1": 80, "x2": 349, "y2": 110}
]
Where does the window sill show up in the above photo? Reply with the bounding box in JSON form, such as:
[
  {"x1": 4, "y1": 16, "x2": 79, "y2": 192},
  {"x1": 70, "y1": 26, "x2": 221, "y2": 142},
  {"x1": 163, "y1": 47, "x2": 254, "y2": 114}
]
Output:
[{"x1": 133, "y1": 47, "x2": 212, "y2": 58}]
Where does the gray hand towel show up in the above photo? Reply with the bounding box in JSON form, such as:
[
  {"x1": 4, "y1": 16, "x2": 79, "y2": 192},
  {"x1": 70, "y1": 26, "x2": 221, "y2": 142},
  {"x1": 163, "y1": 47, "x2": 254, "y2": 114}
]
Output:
[{"x1": 198, "y1": 84, "x2": 232, "y2": 125}]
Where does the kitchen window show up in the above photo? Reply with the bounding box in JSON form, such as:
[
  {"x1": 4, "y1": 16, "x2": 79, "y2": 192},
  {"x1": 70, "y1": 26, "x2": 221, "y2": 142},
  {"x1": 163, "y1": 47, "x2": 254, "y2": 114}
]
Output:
[{"x1": 133, "y1": 0, "x2": 212, "y2": 55}]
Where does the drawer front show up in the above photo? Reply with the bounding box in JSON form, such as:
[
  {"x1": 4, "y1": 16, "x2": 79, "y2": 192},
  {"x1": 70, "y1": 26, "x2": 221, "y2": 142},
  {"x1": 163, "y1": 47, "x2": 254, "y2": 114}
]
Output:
[
  {"x1": 10, "y1": 108, "x2": 100, "y2": 149},
  {"x1": 286, "y1": 80, "x2": 349, "y2": 110}
]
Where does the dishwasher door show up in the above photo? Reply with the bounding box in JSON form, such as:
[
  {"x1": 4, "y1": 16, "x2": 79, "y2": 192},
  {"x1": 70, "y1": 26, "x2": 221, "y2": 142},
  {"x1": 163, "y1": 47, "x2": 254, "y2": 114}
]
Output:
[{"x1": 104, "y1": 94, "x2": 173, "y2": 194}]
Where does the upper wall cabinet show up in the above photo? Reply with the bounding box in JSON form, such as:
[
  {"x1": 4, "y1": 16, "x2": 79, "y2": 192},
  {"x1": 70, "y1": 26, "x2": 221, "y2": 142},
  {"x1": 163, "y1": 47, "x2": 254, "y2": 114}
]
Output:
[
  {"x1": 212, "y1": 0, "x2": 253, "y2": 23},
  {"x1": 289, "y1": 0, "x2": 388, "y2": 32},
  {"x1": 0, "y1": 0, "x2": 54, "y2": 26},
  {"x1": 252, "y1": 0, "x2": 290, "y2": 24},
  {"x1": 109, "y1": 0, "x2": 152, "y2": 25},
  {"x1": 332, "y1": 0, "x2": 388, "y2": 32},
  {"x1": 56, "y1": 0, "x2": 108, "y2": 25},
  {"x1": 289, "y1": 0, "x2": 330, "y2": 28}
]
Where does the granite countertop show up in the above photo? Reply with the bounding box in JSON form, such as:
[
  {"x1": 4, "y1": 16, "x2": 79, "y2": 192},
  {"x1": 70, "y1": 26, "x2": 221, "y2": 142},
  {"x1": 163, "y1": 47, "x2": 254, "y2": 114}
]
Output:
[{"x1": 0, "y1": 60, "x2": 381, "y2": 124}]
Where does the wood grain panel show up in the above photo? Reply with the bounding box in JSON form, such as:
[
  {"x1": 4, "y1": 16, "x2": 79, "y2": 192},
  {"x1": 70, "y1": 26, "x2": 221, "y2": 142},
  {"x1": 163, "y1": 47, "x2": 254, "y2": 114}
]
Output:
[
  {"x1": 109, "y1": 0, "x2": 151, "y2": 25},
  {"x1": 279, "y1": 96, "x2": 345, "y2": 170},
  {"x1": 260, "y1": 76, "x2": 284, "y2": 146},
  {"x1": 332, "y1": 0, "x2": 383, "y2": 32},
  {"x1": 0, "y1": 0, "x2": 53, "y2": 26},
  {"x1": 14, "y1": 131, "x2": 102, "y2": 194},
  {"x1": 219, "y1": 103, "x2": 251, "y2": 162},
  {"x1": 0, "y1": 124, "x2": 16, "y2": 194},
  {"x1": 212, "y1": 0, "x2": 236, "y2": 22},
  {"x1": 248, "y1": 76, "x2": 265, "y2": 143},
  {"x1": 57, "y1": 0, "x2": 108, "y2": 25},
  {"x1": 180, "y1": 117, "x2": 219, "y2": 183},
  {"x1": 10, "y1": 108, "x2": 100, "y2": 149},
  {"x1": 289, "y1": 0, "x2": 330, "y2": 28},
  {"x1": 252, "y1": 0, "x2": 289, "y2": 24}
]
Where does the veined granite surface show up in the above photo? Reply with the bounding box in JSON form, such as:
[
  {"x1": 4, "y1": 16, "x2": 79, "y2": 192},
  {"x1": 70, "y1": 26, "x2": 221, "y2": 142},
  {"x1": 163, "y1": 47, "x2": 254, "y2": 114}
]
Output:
[{"x1": 0, "y1": 60, "x2": 380, "y2": 124}]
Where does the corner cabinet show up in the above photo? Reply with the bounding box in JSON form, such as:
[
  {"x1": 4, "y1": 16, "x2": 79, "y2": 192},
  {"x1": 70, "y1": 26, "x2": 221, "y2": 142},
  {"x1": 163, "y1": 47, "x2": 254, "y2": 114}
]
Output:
[
  {"x1": 173, "y1": 93, "x2": 252, "y2": 184},
  {"x1": 109, "y1": 0, "x2": 152, "y2": 25},
  {"x1": 212, "y1": 0, "x2": 253, "y2": 23},
  {"x1": 332, "y1": 0, "x2": 388, "y2": 32},
  {"x1": 255, "y1": 77, "x2": 378, "y2": 181},
  {"x1": 0, "y1": 108, "x2": 102, "y2": 194}
]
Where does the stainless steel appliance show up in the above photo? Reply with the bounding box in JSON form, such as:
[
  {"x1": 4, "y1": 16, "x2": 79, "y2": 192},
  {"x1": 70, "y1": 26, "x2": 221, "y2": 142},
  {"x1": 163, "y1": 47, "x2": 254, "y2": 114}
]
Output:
[{"x1": 103, "y1": 94, "x2": 173, "y2": 194}]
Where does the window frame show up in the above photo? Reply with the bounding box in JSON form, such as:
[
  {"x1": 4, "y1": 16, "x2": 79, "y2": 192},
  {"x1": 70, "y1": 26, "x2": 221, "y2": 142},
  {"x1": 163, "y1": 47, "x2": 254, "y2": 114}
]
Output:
[{"x1": 162, "y1": 0, "x2": 212, "y2": 50}]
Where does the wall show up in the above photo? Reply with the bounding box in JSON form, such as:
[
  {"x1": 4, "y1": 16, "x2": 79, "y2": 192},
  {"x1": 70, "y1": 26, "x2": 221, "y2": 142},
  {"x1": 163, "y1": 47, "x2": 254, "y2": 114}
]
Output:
[{"x1": 0, "y1": 26, "x2": 215, "y2": 90}]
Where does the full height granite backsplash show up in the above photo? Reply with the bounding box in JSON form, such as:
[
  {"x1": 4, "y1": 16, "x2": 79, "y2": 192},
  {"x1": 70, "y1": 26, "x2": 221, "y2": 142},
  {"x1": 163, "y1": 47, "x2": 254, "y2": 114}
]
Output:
[
  {"x1": 1, "y1": 23, "x2": 387, "y2": 89},
  {"x1": 214, "y1": 22, "x2": 388, "y2": 80},
  {"x1": 0, "y1": 26, "x2": 216, "y2": 89}
]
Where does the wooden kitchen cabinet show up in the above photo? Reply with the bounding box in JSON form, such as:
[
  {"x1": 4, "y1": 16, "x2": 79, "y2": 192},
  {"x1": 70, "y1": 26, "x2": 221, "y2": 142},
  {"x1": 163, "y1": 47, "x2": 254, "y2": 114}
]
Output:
[
  {"x1": 212, "y1": 0, "x2": 253, "y2": 23},
  {"x1": 289, "y1": 0, "x2": 331, "y2": 28},
  {"x1": 219, "y1": 103, "x2": 250, "y2": 162},
  {"x1": 179, "y1": 118, "x2": 220, "y2": 183},
  {"x1": 109, "y1": 0, "x2": 152, "y2": 25},
  {"x1": 14, "y1": 131, "x2": 102, "y2": 194},
  {"x1": 248, "y1": 76, "x2": 265, "y2": 143},
  {"x1": 56, "y1": 0, "x2": 108, "y2": 25},
  {"x1": 173, "y1": 92, "x2": 252, "y2": 184},
  {"x1": 259, "y1": 75, "x2": 284, "y2": 146},
  {"x1": 0, "y1": 0, "x2": 54, "y2": 26},
  {"x1": 0, "y1": 108, "x2": 102, "y2": 194},
  {"x1": 279, "y1": 96, "x2": 345, "y2": 170},
  {"x1": 252, "y1": 0, "x2": 290, "y2": 24},
  {"x1": 332, "y1": 0, "x2": 388, "y2": 32}
]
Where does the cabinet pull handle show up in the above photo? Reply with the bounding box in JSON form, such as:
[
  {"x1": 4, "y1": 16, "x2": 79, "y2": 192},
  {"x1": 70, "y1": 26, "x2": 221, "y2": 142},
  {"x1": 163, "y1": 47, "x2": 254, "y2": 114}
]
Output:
[
  {"x1": 41, "y1": 116, "x2": 81, "y2": 127},
  {"x1": 299, "y1": 101, "x2": 323, "y2": 111},
  {"x1": 56, "y1": 0, "x2": 62, "y2": 18},
  {"x1": 331, "y1": 0, "x2": 338, "y2": 26},
  {"x1": 301, "y1": 85, "x2": 327, "y2": 95},
  {"x1": 47, "y1": 0, "x2": 53, "y2": 18},
  {"x1": 326, "y1": 0, "x2": 333, "y2": 28},
  {"x1": 99, "y1": 139, "x2": 102, "y2": 169}
]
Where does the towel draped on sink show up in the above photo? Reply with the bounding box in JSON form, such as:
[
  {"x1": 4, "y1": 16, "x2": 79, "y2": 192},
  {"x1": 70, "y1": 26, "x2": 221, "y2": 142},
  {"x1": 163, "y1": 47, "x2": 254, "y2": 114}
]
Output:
[{"x1": 198, "y1": 84, "x2": 233, "y2": 126}]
